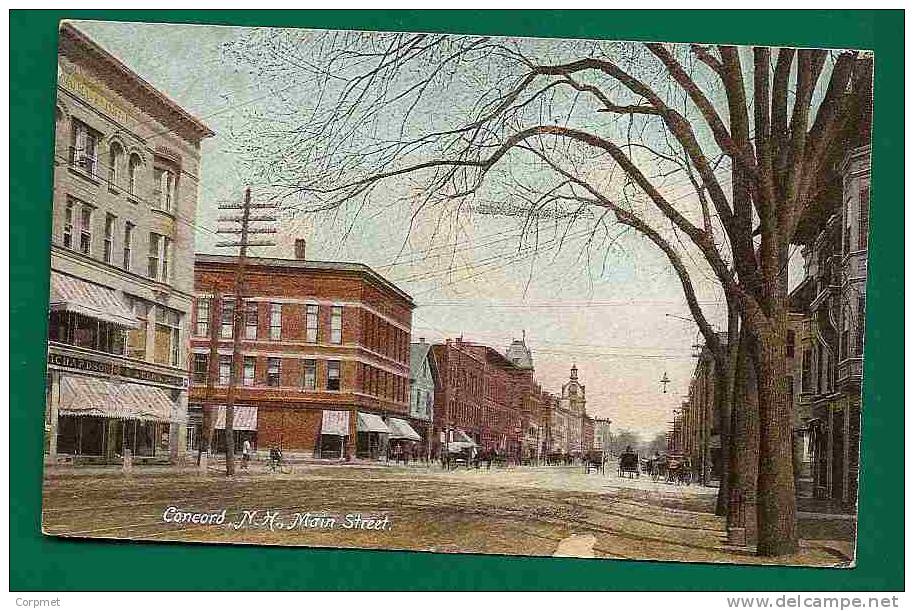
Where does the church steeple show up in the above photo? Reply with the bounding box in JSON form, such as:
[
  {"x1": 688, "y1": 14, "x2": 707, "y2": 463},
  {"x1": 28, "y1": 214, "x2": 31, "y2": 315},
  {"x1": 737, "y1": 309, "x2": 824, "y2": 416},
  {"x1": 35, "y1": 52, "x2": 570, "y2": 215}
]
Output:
[{"x1": 570, "y1": 363, "x2": 578, "y2": 381}]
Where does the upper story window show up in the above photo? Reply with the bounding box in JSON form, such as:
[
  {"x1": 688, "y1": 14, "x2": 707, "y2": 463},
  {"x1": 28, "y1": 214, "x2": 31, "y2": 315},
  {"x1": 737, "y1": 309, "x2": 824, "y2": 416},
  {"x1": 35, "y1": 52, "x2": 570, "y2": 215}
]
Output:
[
  {"x1": 123, "y1": 222, "x2": 133, "y2": 271},
  {"x1": 147, "y1": 233, "x2": 160, "y2": 279},
  {"x1": 243, "y1": 356, "x2": 255, "y2": 386},
  {"x1": 245, "y1": 303, "x2": 258, "y2": 340},
  {"x1": 153, "y1": 167, "x2": 176, "y2": 212},
  {"x1": 270, "y1": 303, "x2": 282, "y2": 340},
  {"x1": 305, "y1": 304, "x2": 319, "y2": 342},
  {"x1": 161, "y1": 237, "x2": 172, "y2": 282},
  {"x1": 195, "y1": 298, "x2": 211, "y2": 337},
  {"x1": 63, "y1": 200, "x2": 74, "y2": 249},
  {"x1": 192, "y1": 353, "x2": 208, "y2": 385},
  {"x1": 786, "y1": 329, "x2": 796, "y2": 359},
  {"x1": 858, "y1": 185, "x2": 870, "y2": 251},
  {"x1": 219, "y1": 355, "x2": 232, "y2": 385},
  {"x1": 154, "y1": 306, "x2": 181, "y2": 367},
  {"x1": 70, "y1": 119, "x2": 99, "y2": 177},
  {"x1": 125, "y1": 298, "x2": 149, "y2": 361},
  {"x1": 266, "y1": 358, "x2": 281, "y2": 387},
  {"x1": 79, "y1": 204, "x2": 93, "y2": 255},
  {"x1": 128, "y1": 154, "x2": 141, "y2": 196},
  {"x1": 221, "y1": 299, "x2": 235, "y2": 339},
  {"x1": 108, "y1": 142, "x2": 123, "y2": 188},
  {"x1": 302, "y1": 359, "x2": 316, "y2": 390},
  {"x1": 326, "y1": 360, "x2": 341, "y2": 391},
  {"x1": 103, "y1": 213, "x2": 116, "y2": 264},
  {"x1": 330, "y1": 305, "x2": 342, "y2": 344}
]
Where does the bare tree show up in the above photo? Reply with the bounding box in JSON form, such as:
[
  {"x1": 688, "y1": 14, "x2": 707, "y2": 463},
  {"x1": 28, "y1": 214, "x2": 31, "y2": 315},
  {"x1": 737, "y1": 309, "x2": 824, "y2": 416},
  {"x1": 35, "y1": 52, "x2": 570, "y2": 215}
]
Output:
[{"x1": 224, "y1": 31, "x2": 871, "y2": 555}]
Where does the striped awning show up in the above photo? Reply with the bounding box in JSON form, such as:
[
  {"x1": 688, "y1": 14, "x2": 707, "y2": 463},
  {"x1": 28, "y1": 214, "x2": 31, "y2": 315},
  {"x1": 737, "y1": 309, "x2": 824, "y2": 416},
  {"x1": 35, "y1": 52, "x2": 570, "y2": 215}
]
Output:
[
  {"x1": 321, "y1": 409, "x2": 350, "y2": 436},
  {"x1": 214, "y1": 405, "x2": 258, "y2": 431},
  {"x1": 59, "y1": 375, "x2": 172, "y2": 422},
  {"x1": 387, "y1": 418, "x2": 421, "y2": 441},
  {"x1": 50, "y1": 272, "x2": 139, "y2": 328},
  {"x1": 357, "y1": 412, "x2": 390, "y2": 434}
]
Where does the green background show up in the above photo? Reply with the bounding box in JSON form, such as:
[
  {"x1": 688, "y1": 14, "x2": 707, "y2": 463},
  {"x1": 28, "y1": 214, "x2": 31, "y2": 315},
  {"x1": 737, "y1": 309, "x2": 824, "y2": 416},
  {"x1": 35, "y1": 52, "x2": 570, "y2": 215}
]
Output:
[{"x1": 10, "y1": 10, "x2": 904, "y2": 591}]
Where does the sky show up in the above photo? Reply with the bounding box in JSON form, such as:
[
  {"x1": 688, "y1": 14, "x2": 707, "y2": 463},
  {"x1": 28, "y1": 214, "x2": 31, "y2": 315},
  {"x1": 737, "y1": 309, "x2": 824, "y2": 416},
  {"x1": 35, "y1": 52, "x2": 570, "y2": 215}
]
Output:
[{"x1": 73, "y1": 20, "x2": 798, "y2": 439}]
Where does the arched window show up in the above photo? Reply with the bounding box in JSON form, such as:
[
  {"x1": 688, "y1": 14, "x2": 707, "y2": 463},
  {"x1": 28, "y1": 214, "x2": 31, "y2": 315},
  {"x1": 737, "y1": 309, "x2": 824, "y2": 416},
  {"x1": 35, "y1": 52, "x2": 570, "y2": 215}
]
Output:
[
  {"x1": 128, "y1": 154, "x2": 141, "y2": 196},
  {"x1": 109, "y1": 142, "x2": 124, "y2": 188}
]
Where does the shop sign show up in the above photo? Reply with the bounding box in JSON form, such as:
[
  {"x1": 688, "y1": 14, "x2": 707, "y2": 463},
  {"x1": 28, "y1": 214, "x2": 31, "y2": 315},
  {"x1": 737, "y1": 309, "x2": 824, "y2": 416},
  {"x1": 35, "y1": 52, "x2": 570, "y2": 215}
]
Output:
[{"x1": 48, "y1": 352, "x2": 187, "y2": 388}]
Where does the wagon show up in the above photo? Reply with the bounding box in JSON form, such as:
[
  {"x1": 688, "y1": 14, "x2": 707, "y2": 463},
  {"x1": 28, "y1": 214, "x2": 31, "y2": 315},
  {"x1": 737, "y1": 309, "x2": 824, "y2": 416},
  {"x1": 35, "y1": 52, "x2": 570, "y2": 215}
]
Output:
[{"x1": 617, "y1": 451, "x2": 640, "y2": 478}]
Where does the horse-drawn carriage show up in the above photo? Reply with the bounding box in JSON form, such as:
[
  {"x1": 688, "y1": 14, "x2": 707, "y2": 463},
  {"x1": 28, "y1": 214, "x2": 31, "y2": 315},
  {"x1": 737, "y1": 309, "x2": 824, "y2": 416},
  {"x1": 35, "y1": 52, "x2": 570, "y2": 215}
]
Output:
[
  {"x1": 617, "y1": 450, "x2": 640, "y2": 478},
  {"x1": 583, "y1": 450, "x2": 605, "y2": 474},
  {"x1": 641, "y1": 453, "x2": 692, "y2": 485}
]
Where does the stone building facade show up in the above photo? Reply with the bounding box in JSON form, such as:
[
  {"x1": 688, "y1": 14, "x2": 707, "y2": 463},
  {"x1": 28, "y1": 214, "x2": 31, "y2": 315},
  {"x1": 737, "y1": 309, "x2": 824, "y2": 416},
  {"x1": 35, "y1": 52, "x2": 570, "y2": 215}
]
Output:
[
  {"x1": 46, "y1": 23, "x2": 213, "y2": 463},
  {"x1": 189, "y1": 253, "x2": 415, "y2": 460}
]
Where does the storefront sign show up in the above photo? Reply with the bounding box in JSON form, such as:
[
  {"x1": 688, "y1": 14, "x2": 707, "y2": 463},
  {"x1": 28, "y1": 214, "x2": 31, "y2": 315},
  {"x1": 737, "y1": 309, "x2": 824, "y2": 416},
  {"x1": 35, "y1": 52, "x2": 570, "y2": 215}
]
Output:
[
  {"x1": 59, "y1": 65, "x2": 132, "y2": 126},
  {"x1": 48, "y1": 352, "x2": 187, "y2": 388}
]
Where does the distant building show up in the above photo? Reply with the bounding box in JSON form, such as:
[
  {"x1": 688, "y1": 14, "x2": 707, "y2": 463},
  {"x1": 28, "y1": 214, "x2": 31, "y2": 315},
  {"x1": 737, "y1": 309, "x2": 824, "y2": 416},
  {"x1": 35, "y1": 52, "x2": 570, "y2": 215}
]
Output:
[
  {"x1": 188, "y1": 251, "x2": 415, "y2": 460},
  {"x1": 593, "y1": 418, "x2": 612, "y2": 455},
  {"x1": 408, "y1": 338, "x2": 437, "y2": 458},
  {"x1": 46, "y1": 23, "x2": 213, "y2": 463}
]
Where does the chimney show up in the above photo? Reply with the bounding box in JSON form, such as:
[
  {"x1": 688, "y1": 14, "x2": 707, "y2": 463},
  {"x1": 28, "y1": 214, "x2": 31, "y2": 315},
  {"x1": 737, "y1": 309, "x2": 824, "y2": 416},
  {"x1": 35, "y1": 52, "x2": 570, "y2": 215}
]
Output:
[
  {"x1": 419, "y1": 337, "x2": 426, "y2": 344},
  {"x1": 294, "y1": 238, "x2": 307, "y2": 260}
]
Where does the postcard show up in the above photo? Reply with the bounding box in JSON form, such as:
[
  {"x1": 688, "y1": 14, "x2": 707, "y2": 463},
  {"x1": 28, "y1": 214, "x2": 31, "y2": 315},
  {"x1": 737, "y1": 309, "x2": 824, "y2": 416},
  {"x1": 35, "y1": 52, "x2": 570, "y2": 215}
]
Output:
[{"x1": 42, "y1": 19, "x2": 871, "y2": 566}]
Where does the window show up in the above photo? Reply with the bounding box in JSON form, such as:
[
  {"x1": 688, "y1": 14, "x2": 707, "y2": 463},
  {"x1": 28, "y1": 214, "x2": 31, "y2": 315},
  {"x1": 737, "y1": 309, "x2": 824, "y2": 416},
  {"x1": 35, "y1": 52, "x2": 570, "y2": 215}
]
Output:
[
  {"x1": 128, "y1": 154, "x2": 141, "y2": 196},
  {"x1": 70, "y1": 120, "x2": 99, "y2": 176},
  {"x1": 327, "y1": 360, "x2": 340, "y2": 391},
  {"x1": 858, "y1": 185, "x2": 870, "y2": 250},
  {"x1": 219, "y1": 355, "x2": 232, "y2": 385},
  {"x1": 786, "y1": 329, "x2": 796, "y2": 359},
  {"x1": 841, "y1": 309, "x2": 851, "y2": 360},
  {"x1": 192, "y1": 353, "x2": 208, "y2": 384},
  {"x1": 801, "y1": 348, "x2": 812, "y2": 393},
  {"x1": 266, "y1": 358, "x2": 281, "y2": 387},
  {"x1": 330, "y1": 305, "x2": 342, "y2": 344},
  {"x1": 109, "y1": 142, "x2": 123, "y2": 187},
  {"x1": 221, "y1": 299, "x2": 235, "y2": 339},
  {"x1": 122, "y1": 222, "x2": 133, "y2": 271},
  {"x1": 147, "y1": 233, "x2": 160, "y2": 279},
  {"x1": 245, "y1": 303, "x2": 258, "y2": 340},
  {"x1": 269, "y1": 303, "x2": 282, "y2": 340},
  {"x1": 302, "y1": 359, "x2": 316, "y2": 389},
  {"x1": 856, "y1": 296, "x2": 866, "y2": 355},
  {"x1": 153, "y1": 167, "x2": 175, "y2": 212},
  {"x1": 305, "y1": 304, "x2": 318, "y2": 342},
  {"x1": 243, "y1": 356, "x2": 255, "y2": 386},
  {"x1": 103, "y1": 213, "x2": 115, "y2": 264},
  {"x1": 63, "y1": 200, "x2": 74, "y2": 248},
  {"x1": 154, "y1": 307, "x2": 181, "y2": 366},
  {"x1": 79, "y1": 205, "x2": 92, "y2": 255},
  {"x1": 125, "y1": 298, "x2": 148, "y2": 360},
  {"x1": 161, "y1": 237, "x2": 172, "y2": 282},
  {"x1": 195, "y1": 298, "x2": 210, "y2": 337}
]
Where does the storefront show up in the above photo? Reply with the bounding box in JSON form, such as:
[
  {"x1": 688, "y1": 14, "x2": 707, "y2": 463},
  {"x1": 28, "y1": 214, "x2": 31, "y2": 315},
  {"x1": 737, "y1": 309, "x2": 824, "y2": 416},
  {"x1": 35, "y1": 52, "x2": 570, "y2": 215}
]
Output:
[
  {"x1": 387, "y1": 417, "x2": 422, "y2": 462},
  {"x1": 186, "y1": 405, "x2": 258, "y2": 454},
  {"x1": 52, "y1": 374, "x2": 174, "y2": 461}
]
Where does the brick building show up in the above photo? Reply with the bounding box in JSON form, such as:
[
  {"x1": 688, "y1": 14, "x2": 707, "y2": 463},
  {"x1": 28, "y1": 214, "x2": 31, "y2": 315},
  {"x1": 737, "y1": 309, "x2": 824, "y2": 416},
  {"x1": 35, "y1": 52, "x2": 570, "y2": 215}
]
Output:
[
  {"x1": 46, "y1": 23, "x2": 213, "y2": 463},
  {"x1": 430, "y1": 336, "x2": 546, "y2": 461},
  {"x1": 188, "y1": 250, "x2": 415, "y2": 459}
]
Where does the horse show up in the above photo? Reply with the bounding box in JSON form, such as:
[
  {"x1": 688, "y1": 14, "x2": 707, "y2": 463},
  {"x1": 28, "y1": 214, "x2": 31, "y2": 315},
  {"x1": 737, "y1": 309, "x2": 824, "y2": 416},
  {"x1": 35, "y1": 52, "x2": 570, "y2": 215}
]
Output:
[
  {"x1": 474, "y1": 448, "x2": 498, "y2": 470},
  {"x1": 618, "y1": 451, "x2": 640, "y2": 478}
]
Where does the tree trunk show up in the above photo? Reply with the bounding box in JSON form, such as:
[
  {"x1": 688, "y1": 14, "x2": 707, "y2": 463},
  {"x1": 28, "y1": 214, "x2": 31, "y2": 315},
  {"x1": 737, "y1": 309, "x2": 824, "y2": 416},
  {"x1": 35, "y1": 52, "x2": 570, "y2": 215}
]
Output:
[
  {"x1": 713, "y1": 359, "x2": 733, "y2": 516},
  {"x1": 753, "y1": 317, "x2": 798, "y2": 556},
  {"x1": 728, "y1": 329, "x2": 759, "y2": 539}
]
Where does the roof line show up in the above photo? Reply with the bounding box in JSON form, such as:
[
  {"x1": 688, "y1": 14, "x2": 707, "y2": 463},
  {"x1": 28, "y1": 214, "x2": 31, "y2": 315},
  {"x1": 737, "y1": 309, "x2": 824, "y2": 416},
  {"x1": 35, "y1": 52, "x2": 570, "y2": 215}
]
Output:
[{"x1": 59, "y1": 21, "x2": 215, "y2": 139}]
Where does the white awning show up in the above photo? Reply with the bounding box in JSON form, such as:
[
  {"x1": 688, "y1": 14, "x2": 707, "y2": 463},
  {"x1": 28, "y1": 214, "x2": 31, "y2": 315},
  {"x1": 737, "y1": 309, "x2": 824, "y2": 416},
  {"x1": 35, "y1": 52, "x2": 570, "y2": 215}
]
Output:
[
  {"x1": 387, "y1": 418, "x2": 421, "y2": 441},
  {"x1": 49, "y1": 272, "x2": 139, "y2": 328},
  {"x1": 321, "y1": 409, "x2": 350, "y2": 436},
  {"x1": 357, "y1": 412, "x2": 390, "y2": 434},
  {"x1": 214, "y1": 405, "x2": 258, "y2": 431},
  {"x1": 447, "y1": 441, "x2": 477, "y2": 453},
  {"x1": 59, "y1": 375, "x2": 172, "y2": 422},
  {"x1": 452, "y1": 428, "x2": 477, "y2": 445}
]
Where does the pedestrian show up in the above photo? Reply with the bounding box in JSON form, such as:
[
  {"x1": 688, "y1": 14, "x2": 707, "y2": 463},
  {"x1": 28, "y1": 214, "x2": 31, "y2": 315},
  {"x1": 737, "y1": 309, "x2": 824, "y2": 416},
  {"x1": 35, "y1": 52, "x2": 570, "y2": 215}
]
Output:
[{"x1": 241, "y1": 438, "x2": 252, "y2": 471}]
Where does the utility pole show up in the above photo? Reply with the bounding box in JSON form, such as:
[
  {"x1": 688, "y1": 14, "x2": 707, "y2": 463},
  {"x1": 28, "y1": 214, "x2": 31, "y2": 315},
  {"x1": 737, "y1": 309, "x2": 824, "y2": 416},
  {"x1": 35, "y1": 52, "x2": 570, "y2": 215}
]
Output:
[{"x1": 216, "y1": 187, "x2": 277, "y2": 476}]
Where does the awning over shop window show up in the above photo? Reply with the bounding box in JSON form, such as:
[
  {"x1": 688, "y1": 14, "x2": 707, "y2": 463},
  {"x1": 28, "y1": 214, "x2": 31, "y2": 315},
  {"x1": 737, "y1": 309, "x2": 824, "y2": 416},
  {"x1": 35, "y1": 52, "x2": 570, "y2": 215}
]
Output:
[
  {"x1": 453, "y1": 428, "x2": 477, "y2": 445},
  {"x1": 387, "y1": 418, "x2": 421, "y2": 441},
  {"x1": 50, "y1": 272, "x2": 139, "y2": 328},
  {"x1": 58, "y1": 375, "x2": 172, "y2": 422},
  {"x1": 214, "y1": 405, "x2": 258, "y2": 431},
  {"x1": 321, "y1": 409, "x2": 350, "y2": 436},
  {"x1": 357, "y1": 412, "x2": 390, "y2": 434}
]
